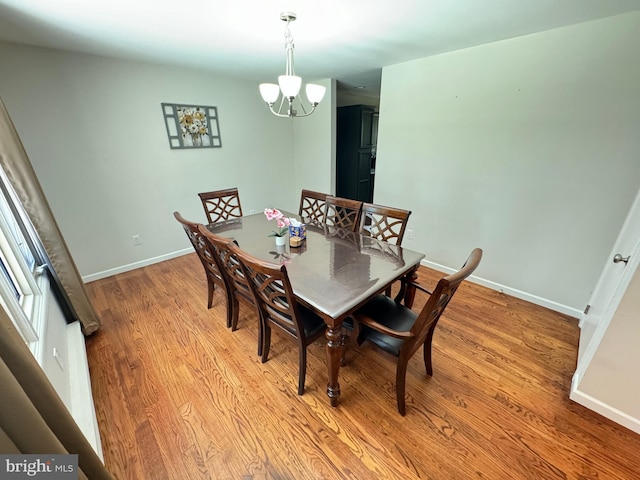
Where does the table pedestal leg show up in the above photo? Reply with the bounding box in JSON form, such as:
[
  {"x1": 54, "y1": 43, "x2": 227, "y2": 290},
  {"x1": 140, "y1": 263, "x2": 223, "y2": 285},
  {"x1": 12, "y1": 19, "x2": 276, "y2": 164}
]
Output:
[{"x1": 326, "y1": 325, "x2": 342, "y2": 406}]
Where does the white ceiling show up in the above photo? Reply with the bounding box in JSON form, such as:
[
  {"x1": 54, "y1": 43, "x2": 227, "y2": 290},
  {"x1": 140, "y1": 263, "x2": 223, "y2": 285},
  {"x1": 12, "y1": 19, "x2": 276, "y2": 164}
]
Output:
[{"x1": 1, "y1": 0, "x2": 639, "y2": 98}]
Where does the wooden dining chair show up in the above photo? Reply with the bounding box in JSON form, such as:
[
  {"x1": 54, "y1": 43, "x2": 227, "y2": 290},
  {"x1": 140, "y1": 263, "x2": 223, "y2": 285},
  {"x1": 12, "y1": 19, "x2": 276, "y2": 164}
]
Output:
[
  {"x1": 349, "y1": 248, "x2": 482, "y2": 415},
  {"x1": 173, "y1": 212, "x2": 225, "y2": 310},
  {"x1": 197, "y1": 225, "x2": 260, "y2": 347},
  {"x1": 298, "y1": 189, "x2": 329, "y2": 224},
  {"x1": 323, "y1": 196, "x2": 363, "y2": 232},
  {"x1": 359, "y1": 202, "x2": 412, "y2": 296},
  {"x1": 359, "y1": 203, "x2": 412, "y2": 246},
  {"x1": 198, "y1": 187, "x2": 243, "y2": 224},
  {"x1": 228, "y1": 242, "x2": 327, "y2": 395}
]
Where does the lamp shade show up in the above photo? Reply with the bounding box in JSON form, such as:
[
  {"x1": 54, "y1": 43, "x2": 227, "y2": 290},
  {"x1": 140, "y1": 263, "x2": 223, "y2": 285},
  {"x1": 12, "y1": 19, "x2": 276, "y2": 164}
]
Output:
[
  {"x1": 259, "y1": 83, "x2": 280, "y2": 104},
  {"x1": 306, "y1": 83, "x2": 326, "y2": 105},
  {"x1": 278, "y1": 75, "x2": 302, "y2": 98}
]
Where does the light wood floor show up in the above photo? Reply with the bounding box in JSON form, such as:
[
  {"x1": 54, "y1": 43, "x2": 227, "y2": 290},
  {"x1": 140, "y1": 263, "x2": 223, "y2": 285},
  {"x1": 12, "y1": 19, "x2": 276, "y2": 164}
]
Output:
[{"x1": 84, "y1": 253, "x2": 640, "y2": 479}]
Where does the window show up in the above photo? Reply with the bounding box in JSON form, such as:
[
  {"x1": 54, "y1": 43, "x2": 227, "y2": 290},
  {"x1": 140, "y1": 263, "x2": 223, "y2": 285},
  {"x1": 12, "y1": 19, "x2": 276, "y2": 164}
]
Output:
[{"x1": 0, "y1": 170, "x2": 47, "y2": 358}]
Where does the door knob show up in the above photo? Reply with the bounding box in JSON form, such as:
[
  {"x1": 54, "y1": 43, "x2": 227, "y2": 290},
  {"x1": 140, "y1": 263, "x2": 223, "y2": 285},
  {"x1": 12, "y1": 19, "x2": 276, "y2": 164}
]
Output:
[{"x1": 613, "y1": 253, "x2": 630, "y2": 264}]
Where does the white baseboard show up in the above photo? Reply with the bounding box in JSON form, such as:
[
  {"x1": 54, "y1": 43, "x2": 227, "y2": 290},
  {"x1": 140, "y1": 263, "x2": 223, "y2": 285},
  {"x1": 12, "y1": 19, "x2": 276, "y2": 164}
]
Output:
[
  {"x1": 82, "y1": 248, "x2": 193, "y2": 283},
  {"x1": 421, "y1": 259, "x2": 582, "y2": 319},
  {"x1": 82, "y1": 252, "x2": 581, "y2": 319},
  {"x1": 570, "y1": 373, "x2": 640, "y2": 435}
]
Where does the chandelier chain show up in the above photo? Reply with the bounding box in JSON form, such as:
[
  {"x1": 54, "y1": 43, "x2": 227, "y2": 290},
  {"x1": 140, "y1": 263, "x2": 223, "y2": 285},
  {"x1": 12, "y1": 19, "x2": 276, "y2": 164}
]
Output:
[{"x1": 284, "y1": 21, "x2": 295, "y2": 77}]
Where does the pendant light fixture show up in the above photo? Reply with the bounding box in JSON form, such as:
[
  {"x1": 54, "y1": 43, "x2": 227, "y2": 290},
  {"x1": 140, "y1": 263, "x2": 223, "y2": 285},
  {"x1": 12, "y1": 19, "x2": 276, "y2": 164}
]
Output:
[{"x1": 259, "y1": 12, "x2": 326, "y2": 118}]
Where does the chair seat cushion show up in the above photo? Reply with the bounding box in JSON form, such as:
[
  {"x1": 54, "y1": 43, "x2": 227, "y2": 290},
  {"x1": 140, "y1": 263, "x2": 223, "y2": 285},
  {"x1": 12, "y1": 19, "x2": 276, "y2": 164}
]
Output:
[
  {"x1": 355, "y1": 294, "x2": 417, "y2": 357},
  {"x1": 298, "y1": 304, "x2": 327, "y2": 339}
]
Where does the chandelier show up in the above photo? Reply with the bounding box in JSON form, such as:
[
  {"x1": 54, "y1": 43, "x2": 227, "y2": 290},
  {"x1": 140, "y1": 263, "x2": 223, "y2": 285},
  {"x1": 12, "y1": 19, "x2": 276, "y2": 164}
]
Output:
[{"x1": 259, "y1": 12, "x2": 326, "y2": 118}]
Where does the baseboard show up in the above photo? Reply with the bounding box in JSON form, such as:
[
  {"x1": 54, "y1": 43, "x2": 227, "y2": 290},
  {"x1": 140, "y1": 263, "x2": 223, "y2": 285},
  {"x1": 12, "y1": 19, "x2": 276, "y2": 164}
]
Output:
[
  {"x1": 421, "y1": 259, "x2": 582, "y2": 319},
  {"x1": 82, "y1": 252, "x2": 582, "y2": 318},
  {"x1": 82, "y1": 248, "x2": 193, "y2": 283},
  {"x1": 570, "y1": 373, "x2": 640, "y2": 435}
]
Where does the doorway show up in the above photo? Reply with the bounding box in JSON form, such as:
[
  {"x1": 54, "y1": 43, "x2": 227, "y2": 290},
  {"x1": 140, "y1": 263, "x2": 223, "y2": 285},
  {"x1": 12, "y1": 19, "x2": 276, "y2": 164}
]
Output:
[{"x1": 335, "y1": 104, "x2": 378, "y2": 202}]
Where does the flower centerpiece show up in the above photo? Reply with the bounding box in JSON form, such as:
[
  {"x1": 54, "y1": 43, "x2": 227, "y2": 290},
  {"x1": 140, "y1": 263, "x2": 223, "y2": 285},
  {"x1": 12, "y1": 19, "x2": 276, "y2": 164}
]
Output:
[{"x1": 264, "y1": 208, "x2": 291, "y2": 239}]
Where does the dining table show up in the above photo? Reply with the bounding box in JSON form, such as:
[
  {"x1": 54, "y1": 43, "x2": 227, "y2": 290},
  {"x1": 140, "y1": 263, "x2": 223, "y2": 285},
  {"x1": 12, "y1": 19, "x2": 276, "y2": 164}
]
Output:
[{"x1": 206, "y1": 211, "x2": 426, "y2": 406}]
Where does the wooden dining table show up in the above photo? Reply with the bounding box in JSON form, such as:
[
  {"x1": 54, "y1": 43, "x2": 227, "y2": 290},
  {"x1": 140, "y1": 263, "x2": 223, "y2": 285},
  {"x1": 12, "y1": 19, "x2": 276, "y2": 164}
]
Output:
[{"x1": 205, "y1": 211, "x2": 425, "y2": 406}]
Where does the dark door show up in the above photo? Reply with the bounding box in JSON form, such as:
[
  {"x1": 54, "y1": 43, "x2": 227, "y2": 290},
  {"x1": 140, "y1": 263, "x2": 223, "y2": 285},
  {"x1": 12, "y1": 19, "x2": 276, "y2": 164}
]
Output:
[{"x1": 336, "y1": 105, "x2": 375, "y2": 202}]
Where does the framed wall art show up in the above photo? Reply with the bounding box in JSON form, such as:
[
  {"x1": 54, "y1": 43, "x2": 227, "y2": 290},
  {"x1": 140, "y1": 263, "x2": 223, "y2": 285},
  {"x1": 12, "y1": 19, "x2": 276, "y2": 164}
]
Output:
[{"x1": 161, "y1": 103, "x2": 222, "y2": 149}]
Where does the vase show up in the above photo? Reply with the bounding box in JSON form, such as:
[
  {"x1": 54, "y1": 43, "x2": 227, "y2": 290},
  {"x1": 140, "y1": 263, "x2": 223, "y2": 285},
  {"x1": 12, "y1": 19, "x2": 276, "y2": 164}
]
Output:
[
  {"x1": 275, "y1": 235, "x2": 286, "y2": 246},
  {"x1": 191, "y1": 134, "x2": 202, "y2": 146}
]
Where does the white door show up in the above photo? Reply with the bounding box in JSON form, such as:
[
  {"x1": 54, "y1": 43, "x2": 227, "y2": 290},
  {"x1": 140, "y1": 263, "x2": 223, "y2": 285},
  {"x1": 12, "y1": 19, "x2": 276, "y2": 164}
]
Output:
[{"x1": 574, "y1": 187, "x2": 640, "y2": 371}]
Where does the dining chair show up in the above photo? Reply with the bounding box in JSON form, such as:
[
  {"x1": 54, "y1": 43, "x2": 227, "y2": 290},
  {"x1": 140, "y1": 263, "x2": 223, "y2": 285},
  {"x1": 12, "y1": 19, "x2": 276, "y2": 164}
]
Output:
[
  {"x1": 349, "y1": 248, "x2": 483, "y2": 415},
  {"x1": 228, "y1": 242, "x2": 327, "y2": 395},
  {"x1": 173, "y1": 212, "x2": 225, "y2": 310},
  {"x1": 197, "y1": 225, "x2": 260, "y2": 349},
  {"x1": 359, "y1": 202, "x2": 412, "y2": 296},
  {"x1": 298, "y1": 189, "x2": 329, "y2": 224},
  {"x1": 323, "y1": 196, "x2": 363, "y2": 232},
  {"x1": 198, "y1": 187, "x2": 243, "y2": 224},
  {"x1": 359, "y1": 203, "x2": 412, "y2": 246}
]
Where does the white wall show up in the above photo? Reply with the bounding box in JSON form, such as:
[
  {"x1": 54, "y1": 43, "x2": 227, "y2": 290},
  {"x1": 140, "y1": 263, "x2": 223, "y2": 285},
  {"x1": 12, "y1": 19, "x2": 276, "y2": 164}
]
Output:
[
  {"x1": 376, "y1": 12, "x2": 640, "y2": 313},
  {"x1": 0, "y1": 41, "x2": 299, "y2": 279},
  {"x1": 293, "y1": 78, "x2": 336, "y2": 198}
]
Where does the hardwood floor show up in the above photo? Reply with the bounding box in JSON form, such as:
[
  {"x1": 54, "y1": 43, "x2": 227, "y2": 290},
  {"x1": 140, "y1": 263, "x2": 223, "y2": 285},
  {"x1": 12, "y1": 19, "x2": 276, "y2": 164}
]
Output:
[{"x1": 84, "y1": 253, "x2": 640, "y2": 479}]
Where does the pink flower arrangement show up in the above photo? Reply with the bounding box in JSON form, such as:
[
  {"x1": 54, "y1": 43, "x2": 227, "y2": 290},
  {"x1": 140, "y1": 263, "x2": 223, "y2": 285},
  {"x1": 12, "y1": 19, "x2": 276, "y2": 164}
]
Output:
[{"x1": 264, "y1": 208, "x2": 291, "y2": 237}]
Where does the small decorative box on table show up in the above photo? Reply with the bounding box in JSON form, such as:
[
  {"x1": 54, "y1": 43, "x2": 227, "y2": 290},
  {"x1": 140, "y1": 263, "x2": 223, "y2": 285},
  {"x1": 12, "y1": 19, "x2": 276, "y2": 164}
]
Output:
[{"x1": 289, "y1": 221, "x2": 306, "y2": 248}]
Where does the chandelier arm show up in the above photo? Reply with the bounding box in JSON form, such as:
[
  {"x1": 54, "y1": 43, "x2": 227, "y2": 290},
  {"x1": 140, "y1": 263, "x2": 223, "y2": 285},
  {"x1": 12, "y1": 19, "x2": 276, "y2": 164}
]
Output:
[
  {"x1": 268, "y1": 104, "x2": 295, "y2": 118},
  {"x1": 269, "y1": 96, "x2": 296, "y2": 118},
  {"x1": 290, "y1": 104, "x2": 318, "y2": 118},
  {"x1": 276, "y1": 95, "x2": 286, "y2": 114}
]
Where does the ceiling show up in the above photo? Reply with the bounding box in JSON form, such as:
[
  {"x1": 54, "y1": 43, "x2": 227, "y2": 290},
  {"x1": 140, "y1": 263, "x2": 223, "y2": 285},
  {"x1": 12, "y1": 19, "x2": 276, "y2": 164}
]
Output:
[{"x1": 1, "y1": 0, "x2": 639, "y2": 99}]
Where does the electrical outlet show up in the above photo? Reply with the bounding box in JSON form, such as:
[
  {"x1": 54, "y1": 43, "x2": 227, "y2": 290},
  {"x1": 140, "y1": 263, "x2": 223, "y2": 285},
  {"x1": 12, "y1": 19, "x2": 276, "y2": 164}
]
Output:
[
  {"x1": 132, "y1": 234, "x2": 142, "y2": 246},
  {"x1": 406, "y1": 229, "x2": 414, "y2": 240}
]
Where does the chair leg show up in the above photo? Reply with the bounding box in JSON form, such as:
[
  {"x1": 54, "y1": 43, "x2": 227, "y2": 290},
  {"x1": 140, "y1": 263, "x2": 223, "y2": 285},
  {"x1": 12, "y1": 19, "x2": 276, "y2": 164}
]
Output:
[
  {"x1": 396, "y1": 359, "x2": 409, "y2": 416},
  {"x1": 257, "y1": 314, "x2": 263, "y2": 357},
  {"x1": 230, "y1": 296, "x2": 240, "y2": 331},
  {"x1": 341, "y1": 318, "x2": 360, "y2": 366},
  {"x1": 298, "y1": 344, "x2": 307, "y2": 395},
  {"x1": 207, "y1": 279, "x2": 215, "y2": 309},
  {"x1": 423, "y1": 326, "x2": 436, "y2": 376},
  {"x1": 261, "y1": 324, "x2": 271, "y2": 363},
  {"x1": 223, "y1": 289, "x2": 233, "y2": 329},
  {"x1": 340, "y1": 331, "x2": 349, "y2": 367}
]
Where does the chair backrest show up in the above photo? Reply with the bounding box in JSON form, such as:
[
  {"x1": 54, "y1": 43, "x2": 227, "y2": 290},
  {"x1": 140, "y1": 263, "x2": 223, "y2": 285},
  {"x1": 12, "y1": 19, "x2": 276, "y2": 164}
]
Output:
[
  {"x1": 197, "y1": 225, "x2": 252, "y2": 302},
  {"x1": 323, "y1": 196, "x2": 363, "y2": 232},
  {"x1": 198, "y1": 187, "x2": 243, "y2": 224},
  {"x1": 406, "y1": 248, "x2": 483, "y2": 357},
  {"x1": 359, "y1": 203, "x2": 411, "y2": 245},
  {"x1": 299, "y1": 189, "x2": 329, "y2": 224},
  {"x1": 227, "y1": 242, "x2": 306, "y2": 338},
  {"x1": 173, "y1": 211, "x2": 223, "y2": 284}
]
